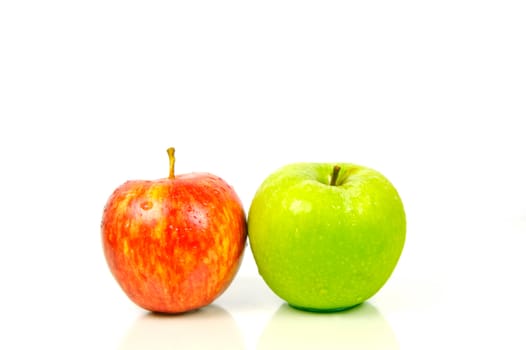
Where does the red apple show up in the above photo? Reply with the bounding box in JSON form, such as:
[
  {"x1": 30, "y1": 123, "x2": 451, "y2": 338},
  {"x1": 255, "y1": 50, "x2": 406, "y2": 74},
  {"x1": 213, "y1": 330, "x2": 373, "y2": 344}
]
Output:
[{"x1": 101, "y1": 148, "x2": 247, "y2": 313}]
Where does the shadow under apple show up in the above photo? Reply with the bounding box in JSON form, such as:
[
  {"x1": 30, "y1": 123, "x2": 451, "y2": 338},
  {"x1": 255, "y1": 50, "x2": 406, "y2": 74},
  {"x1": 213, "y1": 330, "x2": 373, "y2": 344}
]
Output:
[
  {"x1": 119, "y1": 305, "x2": 244, "y2": 350},
  {"x1": 258, "y1": 302, "x2": 399, "y2": 350}
]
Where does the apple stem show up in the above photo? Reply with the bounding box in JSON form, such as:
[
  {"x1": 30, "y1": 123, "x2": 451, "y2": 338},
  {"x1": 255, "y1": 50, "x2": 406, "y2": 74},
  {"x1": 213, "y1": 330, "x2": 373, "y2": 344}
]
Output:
[
  {"x1": 330, "y1": 165, "x2": 341, "y2": 186},
  {"x1": 167, "y1": 147, "x2": 176, "y2": 179}
]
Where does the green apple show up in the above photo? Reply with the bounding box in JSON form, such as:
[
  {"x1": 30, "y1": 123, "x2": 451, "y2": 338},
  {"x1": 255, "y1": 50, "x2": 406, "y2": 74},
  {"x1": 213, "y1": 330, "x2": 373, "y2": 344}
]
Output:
[{"x1": 248, "y1": 163, "x2": 406, "y2": 312}]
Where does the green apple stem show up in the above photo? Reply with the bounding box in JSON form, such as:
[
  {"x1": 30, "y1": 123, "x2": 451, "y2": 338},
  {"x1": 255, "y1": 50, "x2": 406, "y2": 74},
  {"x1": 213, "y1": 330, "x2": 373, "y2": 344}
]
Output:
[
  {"x1": 330, "y1": 165, "x2": 341, "y2": 186},
  {"x1": 167, "y1": 147, "x2": 176, "y2": 179}
]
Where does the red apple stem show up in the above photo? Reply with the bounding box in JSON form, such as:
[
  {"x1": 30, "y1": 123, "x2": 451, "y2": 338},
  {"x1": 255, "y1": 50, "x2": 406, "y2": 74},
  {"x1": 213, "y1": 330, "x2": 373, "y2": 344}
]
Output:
[
  {"x1": 330, "y1": 165, "x2": 341, "y2": 186},
  {"x1": 167, "y1": 147, "x2": 176, "y2": 179}
]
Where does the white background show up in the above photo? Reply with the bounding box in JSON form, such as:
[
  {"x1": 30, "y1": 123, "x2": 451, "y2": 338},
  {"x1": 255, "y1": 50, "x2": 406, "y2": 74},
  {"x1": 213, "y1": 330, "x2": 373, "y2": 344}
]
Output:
[{"x1": 1, "y1": 1, "x2": 525, "y2": 349}]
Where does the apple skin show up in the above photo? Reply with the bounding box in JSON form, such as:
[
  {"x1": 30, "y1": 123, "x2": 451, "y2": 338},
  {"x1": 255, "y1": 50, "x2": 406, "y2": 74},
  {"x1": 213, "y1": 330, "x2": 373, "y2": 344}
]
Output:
[
  {"x1": 248, "y1": 163, "x2": 405, "y2": 312},
  {"x1": 102, "y1": 167, "x2": 247, "y2": 313}
]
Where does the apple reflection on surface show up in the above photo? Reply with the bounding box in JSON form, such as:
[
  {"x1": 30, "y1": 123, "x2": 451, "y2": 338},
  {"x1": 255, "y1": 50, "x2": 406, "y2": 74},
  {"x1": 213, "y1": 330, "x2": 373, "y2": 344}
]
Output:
[
  {"x1": 258, "y1": 302, "x2": 398, "y2": 350},
  {"x1": 119, "y1": 305, "x2": 244, "y2": 350}
]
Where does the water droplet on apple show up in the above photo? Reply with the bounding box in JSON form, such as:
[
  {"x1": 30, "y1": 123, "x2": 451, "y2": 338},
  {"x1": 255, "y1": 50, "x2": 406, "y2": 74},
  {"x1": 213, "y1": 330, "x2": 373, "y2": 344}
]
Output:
[{"x1": 140, "y1": 201, "x2": 153, "y2": 210}]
